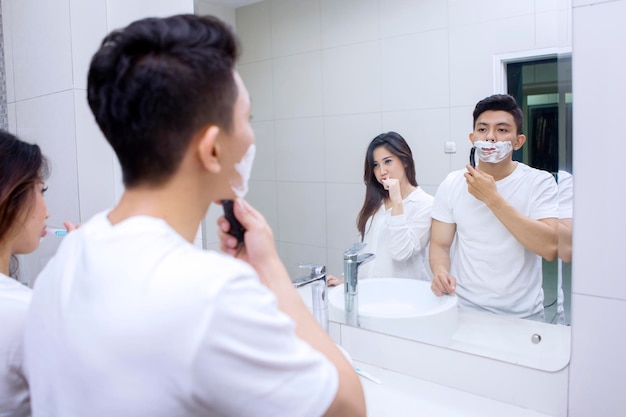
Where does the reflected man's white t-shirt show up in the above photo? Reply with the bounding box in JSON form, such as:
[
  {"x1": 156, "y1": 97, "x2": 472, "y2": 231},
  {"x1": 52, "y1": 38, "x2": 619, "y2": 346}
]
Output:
[
  {"x1": 359, "y1": 187, "x2": 434, "y2": 281},
  {"x1": 431, "y1": 163, "x2": 558, "y2": 319},
  {"x1": 24, "y1": 211, "x2": 337, "y2": 417}
]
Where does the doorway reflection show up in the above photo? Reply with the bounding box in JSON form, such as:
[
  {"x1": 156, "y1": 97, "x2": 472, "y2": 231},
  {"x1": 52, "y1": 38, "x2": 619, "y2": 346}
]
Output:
[{"x1": 507, "y1": 56, "x2": 573, "y2": 325}]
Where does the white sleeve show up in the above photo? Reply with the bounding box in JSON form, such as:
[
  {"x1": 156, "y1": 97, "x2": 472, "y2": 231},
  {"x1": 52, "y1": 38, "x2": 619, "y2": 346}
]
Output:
[
  {"x1": 530, "y1": 171, "x2": 559, "y2": 220},
  {"x1": 431, "y1": 174, "x2": 455, "y2": 224},
  {"x1": 190, "y1": 273, "x2": 338, "y2": 417},
  {"x1": 558, "y1": 171, "x2": 573, "y2": 219},
  {"x1": 386, "y1": 192, "x2": 434, "y2": 261}
]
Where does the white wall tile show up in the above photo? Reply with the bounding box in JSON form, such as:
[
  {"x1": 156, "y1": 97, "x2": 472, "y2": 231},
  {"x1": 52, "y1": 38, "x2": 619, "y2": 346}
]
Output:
[
  {"x1": 379, "y1": 0, "x2": 447, "y2": 38},
  {"x1": 194, "y1": 2, "x2": 236, "y2": 28},
  {"x1": 322, "y1": 41, "x2": 381, "y2": 115},
  {"x1": 274, "y1": 117, "x2": 325, "y2": 182},
  {"x1": 16, "y1": 92, "x2": 80, "y2": 227},
  {"x1": 382, "y1": 109, "x2": 451, "y2": 188},
  {"x1": 270, "y1": 0, "x2": 321, "y2": 58},
  {"x1": 448, "y1": 0, "x2": 534, "y2": 27},
  {"x1": 15, "y1": 91, "x2": 80, "y2": 284},
  {"x1": 569, "y1": 295, "x2": 626, "y2": 417},
  {"x1": 250, "y1": 120, "x2": 276, "y2": 181},
  {"x1": 74, "y1": 90, "x2": 117, "y2": 222},
  {"x1": 7, "y1": 103, "x2": 17, "y2": 133},
  {"x1": 201, "y1": 203, "x2": 225, "y2": 250},
  {"x1": 70, "y1": 0, "x2": 108, "y2": 90},
  {"x1": 536, "y1": 9, "x2": 571, "y2": 49},
  {"x1": 326, "y1": 246, "x2": 347, "y2": 279},
  {"x1": 2, "y1": 0, "x2": 16, "y2": 103},
  {"x1": 323, "y1": 113, "x2": 382, "y2": 184},
  {"x1": 11, "y1": 0, "x2": 73, "y2": 100},
  {"x1": 272, "y1": 52, "x2": 323, "y2": 119},
  {"x1": 239, "y1": 61, "x2": 274, "y2": 121},
  {"x1": 247, "y1": 180, "x2": 279, "y2": 234},
  {"x1": 278, "y1": 241, "x2": 328, "y2": 280},
  {"x1": 449, "y1": 105, "x2": 475, "y2": 171},
  {"x1": 236, "y1": 1, "x2": 272, "y2": 64},
  {"x1": 448, "y1": 15, "x2": 535, "y2": 107},
  {"x1": 326, "y1": 183, "x2": 363, "y2": 252},
  {"x1": 571, "y1": 0, "x2": 626, "y2": 300},
  {"x1": 573, "y1": 0, "x2": 613, "y2": 5},
  {"x1": 276, "y1": 181, "x2": 326, "y2": 247},
  {"x1": 320, "y1": 0, "x2": 378, "y2": 48},
  {"x1": 106, "y1": 0, "x2": 193, "y2": 31},
  {"x1": 381, "y1": 30, "x2": 449, "y2": 112},
  {"x1": 536, "y1": 0, "x2": 571, "y2": 13}
]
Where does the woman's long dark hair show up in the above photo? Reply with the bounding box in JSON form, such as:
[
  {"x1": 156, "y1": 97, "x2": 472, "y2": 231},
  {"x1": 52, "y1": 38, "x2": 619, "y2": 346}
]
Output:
[
  {"x1": 356, "y1": 131, "x2": 417, "y2": 240},
  {"x1": 0, "y1": 130, "x2": 49, "y2": 276}
]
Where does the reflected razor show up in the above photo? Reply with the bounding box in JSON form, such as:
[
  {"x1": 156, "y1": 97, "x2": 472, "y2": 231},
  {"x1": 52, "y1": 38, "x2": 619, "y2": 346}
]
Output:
[{"x1": 470, "y1": 146, "x2": 476, "y2": 168}]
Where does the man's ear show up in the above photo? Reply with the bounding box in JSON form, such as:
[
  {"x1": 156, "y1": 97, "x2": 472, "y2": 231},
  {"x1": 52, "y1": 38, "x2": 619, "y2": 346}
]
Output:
[
  {"x1": 514, "y1": 133, "x2": 526, "y2": 150},
  {"x1": 469, "y1": 132, "x2": 475, "y2": 145},
  {"x1": 197, "y1": 126, "x2": 222, "y2": 174}
]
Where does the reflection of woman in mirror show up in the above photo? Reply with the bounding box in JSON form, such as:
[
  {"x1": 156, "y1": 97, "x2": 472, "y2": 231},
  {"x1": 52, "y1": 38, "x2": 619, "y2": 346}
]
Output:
[
  {"x1": 328, "y1": 131, "x2": 434, "y2": 286},
  {"x1": 429, "y1": 94, "x2": 559, "y2": 321},
  {"x1": 0, "y1": 131, "x2": 50, "y2": 416},
  {"x1": 0, "y1": 131, "x2": 76, "y2": 416}
]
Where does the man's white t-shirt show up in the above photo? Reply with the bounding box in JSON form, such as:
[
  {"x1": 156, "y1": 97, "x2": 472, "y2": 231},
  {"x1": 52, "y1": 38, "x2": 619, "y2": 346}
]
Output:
[
  {"x1": 0, "y1": 274, "x2": 31, "y2": 417},
  {"x1": 431, "y1": 163, "x2": 558, "y2": 319},
  {"x1": 24, "y1": 212, "x2": 338, "y2": 417},
  {"x1": 359, "y1": 187, "x2": 434, "y2": 281}
]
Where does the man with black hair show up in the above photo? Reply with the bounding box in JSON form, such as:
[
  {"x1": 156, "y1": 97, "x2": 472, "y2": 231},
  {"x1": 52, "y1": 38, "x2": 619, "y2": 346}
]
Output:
[
  {"x1": 24, "y1": 14, "x2": 365, "y2": 417},
  {"x1": 429, "y1": 94, "x2": 558, "y2": 321}
]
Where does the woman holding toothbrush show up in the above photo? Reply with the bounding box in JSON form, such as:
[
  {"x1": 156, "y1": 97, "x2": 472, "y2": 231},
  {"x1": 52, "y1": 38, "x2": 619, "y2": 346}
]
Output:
[
  {"x1": 328, "y1": 131, "x2": 434, "y2": 285},
  {"x1": 0, "y1": 130, "x2": 75, "y2": 416}
]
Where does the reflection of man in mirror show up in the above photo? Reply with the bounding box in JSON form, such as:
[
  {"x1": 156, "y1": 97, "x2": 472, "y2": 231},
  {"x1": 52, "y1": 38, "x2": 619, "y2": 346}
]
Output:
[
  {"x1": 556, "y1": 170, "x2": 573, "y2": 324},
  {"x1": 429, "y1": 94, "x2": 559, "y2": 321},
  {"x1": 557, "y1": 170, "x2": 573, "y2": 263}
]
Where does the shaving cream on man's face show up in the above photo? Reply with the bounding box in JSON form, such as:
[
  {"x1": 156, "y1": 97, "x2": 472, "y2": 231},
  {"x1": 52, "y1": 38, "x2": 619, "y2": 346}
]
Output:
[
  {"x1": 473, "y1": 140, "x2": 513, "y2": 164},
  {"x1": 229, "y1": 144, "x2": 256, "y2": 198}
]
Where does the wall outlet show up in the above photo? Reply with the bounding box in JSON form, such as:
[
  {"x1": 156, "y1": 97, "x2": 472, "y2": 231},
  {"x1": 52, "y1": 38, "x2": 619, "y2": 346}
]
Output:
[{"x1": 445, "y1": 141, "x2": 456, "y2": 153}]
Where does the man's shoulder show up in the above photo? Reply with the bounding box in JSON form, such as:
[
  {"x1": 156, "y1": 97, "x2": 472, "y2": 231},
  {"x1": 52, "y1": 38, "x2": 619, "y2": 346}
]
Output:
[{"x1": 516, "y1": 163, "x2": 556, "y2": 180}]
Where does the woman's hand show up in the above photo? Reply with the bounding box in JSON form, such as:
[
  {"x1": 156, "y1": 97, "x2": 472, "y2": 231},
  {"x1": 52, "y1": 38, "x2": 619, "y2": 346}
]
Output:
[
  {"x1": 327, "y1": 274, "x2": 344, "y2": 287},
  {"x1": 63, "y1": 221, "x2": 81, "y2": 232},
  {"x1": 381, "y1": 177, "x2": 402, "y2": 204}
]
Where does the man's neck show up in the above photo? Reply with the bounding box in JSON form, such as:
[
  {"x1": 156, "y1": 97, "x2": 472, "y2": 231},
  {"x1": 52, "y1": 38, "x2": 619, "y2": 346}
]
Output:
[
  {"x1": 477, "y1": 159, "x2": 518, "y2": 181},
  {"x1": 108, "y1": 179, "x2": 210, "y2": 244}
]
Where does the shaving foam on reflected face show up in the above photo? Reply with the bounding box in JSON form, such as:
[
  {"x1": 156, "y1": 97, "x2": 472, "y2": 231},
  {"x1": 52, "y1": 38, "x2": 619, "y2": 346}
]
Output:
[
  {"x1": 230, "y1": 144, "x2": 256, "y2": 198},
  {"x1": 473, "y1": 140, "x2": 513, "y2": 163}
]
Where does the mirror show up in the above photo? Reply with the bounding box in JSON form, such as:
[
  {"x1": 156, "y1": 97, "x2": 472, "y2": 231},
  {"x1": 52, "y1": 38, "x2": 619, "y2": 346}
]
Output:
[{"x1": 200, "y1": 0, "x2": 573, "y2": 368}]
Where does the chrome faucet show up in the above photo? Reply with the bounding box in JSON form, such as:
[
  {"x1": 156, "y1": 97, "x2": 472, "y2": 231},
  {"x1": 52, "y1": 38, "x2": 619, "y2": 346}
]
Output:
[
  {"x1": 343, "y1": 243, "x2": 375, "y2": 327},
  {"x1": 293, "y1": 264, "x2": 328, "y2": 333}
]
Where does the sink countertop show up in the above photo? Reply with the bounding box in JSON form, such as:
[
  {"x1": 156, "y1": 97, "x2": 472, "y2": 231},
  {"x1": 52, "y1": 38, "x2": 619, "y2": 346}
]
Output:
[{"x1": 354, "y1": 360, "x2": 554, "y2": 417}]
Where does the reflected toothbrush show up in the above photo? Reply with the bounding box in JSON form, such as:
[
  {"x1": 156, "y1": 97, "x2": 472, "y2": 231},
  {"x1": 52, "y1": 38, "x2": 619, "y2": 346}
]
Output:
[{"x1": 45, "y1": 227, "x2": 68, "y2": 237}]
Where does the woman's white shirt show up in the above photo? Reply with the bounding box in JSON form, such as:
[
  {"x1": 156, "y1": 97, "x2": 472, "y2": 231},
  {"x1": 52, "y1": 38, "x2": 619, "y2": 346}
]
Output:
[
  {"x1": 359, "y1": 187, "x2": 434, "y2": 281},
  {"x1": 0, "y1": 273, "x2": 31, "y2": 417}
]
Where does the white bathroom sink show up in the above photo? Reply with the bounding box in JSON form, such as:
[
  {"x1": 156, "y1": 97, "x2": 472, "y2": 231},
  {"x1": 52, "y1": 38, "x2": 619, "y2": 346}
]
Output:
[{"x1": 328, "y1": 278, "x2": 458, "y2": 344}]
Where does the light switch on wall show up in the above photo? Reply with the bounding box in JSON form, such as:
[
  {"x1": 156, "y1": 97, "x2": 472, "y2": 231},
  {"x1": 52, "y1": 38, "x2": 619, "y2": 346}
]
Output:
[{"x1": 444, "y1": 141, "x2": 456, "y2": 153}]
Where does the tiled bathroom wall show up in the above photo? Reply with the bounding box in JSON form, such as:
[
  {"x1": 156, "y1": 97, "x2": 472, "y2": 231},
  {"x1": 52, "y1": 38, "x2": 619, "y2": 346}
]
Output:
[
  {"x1": 0, "y1": 6, "x2": 7, "y2": 131},
  {"x1": 3, "y1": 0, "x2": 194, "y2": 285},
  {"x1": 224, "y1": 0, "x2": 572, "y2": 279}
]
